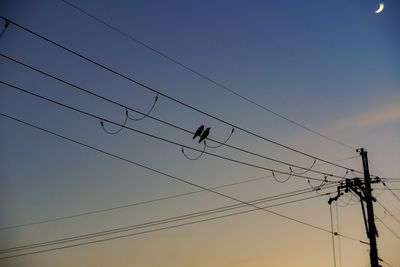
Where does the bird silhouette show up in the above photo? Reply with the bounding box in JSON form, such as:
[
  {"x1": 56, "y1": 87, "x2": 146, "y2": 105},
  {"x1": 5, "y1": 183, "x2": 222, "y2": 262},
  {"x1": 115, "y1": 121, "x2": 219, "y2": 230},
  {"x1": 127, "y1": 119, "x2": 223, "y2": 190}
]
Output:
[
  {"x1": 193, "y1": 125, "x2": 204, "y2": 139},
  {"x1": 199, "y1": 127, "x2": 210, "y2": 143}
]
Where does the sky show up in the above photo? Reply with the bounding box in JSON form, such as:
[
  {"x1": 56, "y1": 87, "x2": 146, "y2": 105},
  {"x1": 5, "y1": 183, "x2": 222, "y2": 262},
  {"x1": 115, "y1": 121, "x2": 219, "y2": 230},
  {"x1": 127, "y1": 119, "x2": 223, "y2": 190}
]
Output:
[{"x1": 0, "y1": 0, "x2": 399, "y2": 266}]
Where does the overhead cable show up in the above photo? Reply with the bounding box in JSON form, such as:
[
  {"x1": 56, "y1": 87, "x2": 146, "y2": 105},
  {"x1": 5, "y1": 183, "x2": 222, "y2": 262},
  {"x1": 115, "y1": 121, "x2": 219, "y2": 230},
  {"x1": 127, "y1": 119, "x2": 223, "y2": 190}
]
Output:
[
  {"x1": 1, "y1": 79, "x2": 339, "y2": 182},
  {"x1": 0, "y1": 191, "x2": 365, "y2": 260},
  {"x1": 0, "y1": 112, "x2": 353, "y2": 248},
  {"x1": 376, "y1": 200, "x2": 400, "y2": 226},
  {"x1": 2, "y1": 157, "x2": 358, "y2": 231},
  {"x1": 375, "y1": 217, "x2": 400, "y2": 240},
  {"x1": 0, "y1": 16, "x2": 363, "y2": 174},
  {"x1": 0, "y1": 53, "x2": 348, "y2": 179},
  {"x1": 60, "y1": 0, "x2": 355, "y2": 151},
  {"x1": 335, "y1": 203, "x2": 343, "y2": 267},
  {"x1": 329, "y1": 204, "x2": 337, "y2": 267},
  {"x1": 0, "y1": 192, "x2": 331, "y2": 254},
  {"x1": 0, "y1": 183, "x2": 336, "y2": 231}
]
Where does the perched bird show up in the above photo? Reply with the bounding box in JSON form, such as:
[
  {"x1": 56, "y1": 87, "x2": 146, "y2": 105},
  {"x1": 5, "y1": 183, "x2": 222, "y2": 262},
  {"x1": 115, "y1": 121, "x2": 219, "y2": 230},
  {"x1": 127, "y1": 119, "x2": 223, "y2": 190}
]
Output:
[
  {"x1": 199, "y1": 127, "x2": 211, "y2": 143},
  {"x1": 193, "y1": 125, "x2": 204, "y2": 139}
]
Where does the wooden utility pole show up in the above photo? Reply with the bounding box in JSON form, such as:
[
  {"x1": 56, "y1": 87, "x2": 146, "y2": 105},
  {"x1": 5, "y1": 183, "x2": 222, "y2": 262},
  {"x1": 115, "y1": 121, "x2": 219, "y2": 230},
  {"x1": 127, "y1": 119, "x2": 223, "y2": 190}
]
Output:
[
  {"x1": 328, "y1": 148, "x2": 380, "y2": 267},
  {"x1": 358, "y1": 148, "x2": 379, "y2": 267}
]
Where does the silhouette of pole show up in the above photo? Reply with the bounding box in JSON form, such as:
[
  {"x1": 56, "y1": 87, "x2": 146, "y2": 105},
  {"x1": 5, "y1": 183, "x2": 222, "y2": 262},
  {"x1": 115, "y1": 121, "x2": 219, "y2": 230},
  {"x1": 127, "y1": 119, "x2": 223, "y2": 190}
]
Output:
[{"x1": 358, "y1": 148, "x2": 379, "y2": 267}]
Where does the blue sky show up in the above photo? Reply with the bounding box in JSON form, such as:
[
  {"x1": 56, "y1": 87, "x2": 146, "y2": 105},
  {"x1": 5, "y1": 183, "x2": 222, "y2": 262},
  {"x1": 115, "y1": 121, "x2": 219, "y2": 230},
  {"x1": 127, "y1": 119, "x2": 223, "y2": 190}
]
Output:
[{"x1": 0, "y1": 1, "x2": 399, "y2": 266}]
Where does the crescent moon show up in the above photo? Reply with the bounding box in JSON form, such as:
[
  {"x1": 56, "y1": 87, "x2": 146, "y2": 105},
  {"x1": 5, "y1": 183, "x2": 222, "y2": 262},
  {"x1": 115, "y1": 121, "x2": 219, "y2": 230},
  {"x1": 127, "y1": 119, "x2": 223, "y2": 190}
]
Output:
[{"x1": 375, "y1": 3, "x2": 384, "y2": 14}]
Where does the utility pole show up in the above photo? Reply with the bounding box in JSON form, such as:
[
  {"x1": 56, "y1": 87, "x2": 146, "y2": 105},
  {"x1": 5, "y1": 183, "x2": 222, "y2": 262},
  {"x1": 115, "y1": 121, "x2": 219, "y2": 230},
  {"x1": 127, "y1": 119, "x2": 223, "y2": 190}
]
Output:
[
  {"x1": 358, "y1": 148, "x2": 379, "y2": 267},
  {"x1": 328, "y1": 148, "x2": 380, "y2": 267}
]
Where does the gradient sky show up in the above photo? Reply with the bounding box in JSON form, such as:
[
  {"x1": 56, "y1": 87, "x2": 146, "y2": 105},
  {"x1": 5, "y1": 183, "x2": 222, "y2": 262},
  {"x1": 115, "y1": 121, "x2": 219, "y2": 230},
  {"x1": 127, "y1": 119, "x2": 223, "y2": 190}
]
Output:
[{"x1": 0, "y1": 0, "x2": 399, "y2": 266}]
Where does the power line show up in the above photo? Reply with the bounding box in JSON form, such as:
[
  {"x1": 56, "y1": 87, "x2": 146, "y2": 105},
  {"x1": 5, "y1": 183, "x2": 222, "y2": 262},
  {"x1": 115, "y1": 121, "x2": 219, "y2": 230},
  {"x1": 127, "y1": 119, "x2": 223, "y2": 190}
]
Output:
[
  {"x1": 375, "y1": 217, "x2": 400, "y2": 241},
  {"x1": 0, "y1": 53, "x2": 348, "y2": 180},
  {"x1": 0, "y1": 155, "x2": 357, "y2": 231},
  {"x1": 0, "y1": 112, "x2": 350, "y2": 248},
  {"x1": 371, "y1": 160, "x2": 400, "y2": 203},
  {"x1": 0, "y1": 190, "x2": 365, "y2": 260},
  {"x1": 60, "y1": 0, "x2": 355, "y2": 151},
  {"x1": 378, "y1": 187, "x2": 400, "y2": 190},
  {"x1": 1, "y1": 191, "x2": 331, "y2": 254},
  {"x1": 0, "y1": 11, "x2": 390, "y2": 262},
  {"x1": 379, "y1": 257, "x2": 395, "y2": 267},
  {"x1": 0, "y1": 175, "x2": 337, "y2": 231},
  {"x1": 335, "y1": 203, "x2": 343, "y2": 267},
  {"x1": 0, "y1": 79, "x2": 339, "y2": 182},
  {"x1": 0, "y1": 15, "x2": 363, "y2": 174},
  {"x1": 0, "y1": 178, "x2": 336, "y2": 231},
  {"x1": 376, "y1": 200, "x2": 400, "y2": 226},
  {"x1": 382, "y1": 182, "x2": 400, "y2": 203},
  {"x1": 329, "y1": 204, "x2": 337, "y2": 267},
  {"x1": 367, "y1": 160, "x2": 400, "y2": 198}
]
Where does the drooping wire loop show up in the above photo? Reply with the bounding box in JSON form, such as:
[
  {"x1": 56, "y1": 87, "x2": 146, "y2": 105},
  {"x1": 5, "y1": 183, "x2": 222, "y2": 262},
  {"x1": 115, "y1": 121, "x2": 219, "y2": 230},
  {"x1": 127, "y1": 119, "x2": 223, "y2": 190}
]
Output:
[
  {"x1": 100, "y1": 110, "x2": 128, "y2": 135},
  {"x1": 272, "y1": 170, "x2": 292, "y2": 183},
  {"x1": 350, "y1": 170, "x2": 359, "y2": 179},
  {"x1": 0, "y1": 19, "x2": 10, "y2": 38},
  {"x1": 289, "y1": 159, "x2": 317, "y2": 175},
  {"x1": 127, "y1": 94, "x2": 158, "y2": 121},
  {"x1": 182, "y1": 124, "x2": 234, "y2": 160},
  {"x1": 205, "y1": 126, "x2": 235, "y2": 148},
  {"x1": 341, "y1": 170, "x2": 349, "y2": 180},
  {"x1": 308, "y1": 175, "x2": 328, "y2": 193},
  {"x1": 181, "y1": 142, "x2": 206, "y2": 160},
  {"x1": 337, "y1": 193, "x2": 355, "y2": 207}
]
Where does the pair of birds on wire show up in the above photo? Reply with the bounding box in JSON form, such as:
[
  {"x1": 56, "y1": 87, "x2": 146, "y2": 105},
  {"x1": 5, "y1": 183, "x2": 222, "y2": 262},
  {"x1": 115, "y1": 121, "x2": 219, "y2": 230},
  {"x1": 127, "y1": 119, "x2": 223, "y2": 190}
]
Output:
[{"x1": 193, "y1": 125, "x2": 210, "y2": 144}]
